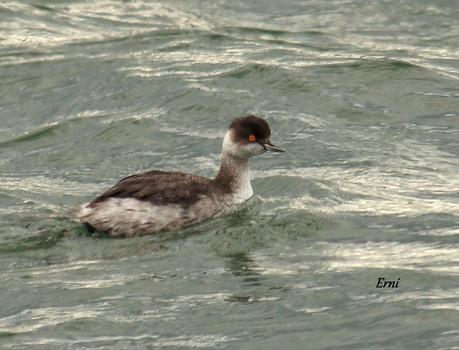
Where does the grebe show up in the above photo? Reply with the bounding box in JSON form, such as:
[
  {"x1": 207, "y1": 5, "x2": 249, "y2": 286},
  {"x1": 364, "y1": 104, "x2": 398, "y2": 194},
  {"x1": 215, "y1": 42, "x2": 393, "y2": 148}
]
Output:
[{"x1": 76, "y1": 115, "x2": 284, "y2": 237}]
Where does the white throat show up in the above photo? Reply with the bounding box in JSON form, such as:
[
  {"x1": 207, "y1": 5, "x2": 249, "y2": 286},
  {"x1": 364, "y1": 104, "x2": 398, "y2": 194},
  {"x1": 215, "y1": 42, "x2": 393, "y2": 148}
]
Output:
[
  {"x1": 216, "y1": 131, "x2": 253, "y2": 204},
  {"x1": 222, "y1": 153, "x2": 253, "y2": 204}
]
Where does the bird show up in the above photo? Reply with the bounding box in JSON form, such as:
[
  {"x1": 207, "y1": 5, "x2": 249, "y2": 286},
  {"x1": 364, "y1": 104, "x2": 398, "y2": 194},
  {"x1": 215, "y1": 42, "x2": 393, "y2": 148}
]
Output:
[{"x1": 75, "y1": 115, "x2": 285, "y2": 237}]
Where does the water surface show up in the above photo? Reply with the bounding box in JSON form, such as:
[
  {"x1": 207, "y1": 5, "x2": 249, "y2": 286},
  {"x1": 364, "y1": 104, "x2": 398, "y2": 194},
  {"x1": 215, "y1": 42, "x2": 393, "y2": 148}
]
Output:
[{"x1": 1, "y1": 1, "x2": 459, "y2": 349}]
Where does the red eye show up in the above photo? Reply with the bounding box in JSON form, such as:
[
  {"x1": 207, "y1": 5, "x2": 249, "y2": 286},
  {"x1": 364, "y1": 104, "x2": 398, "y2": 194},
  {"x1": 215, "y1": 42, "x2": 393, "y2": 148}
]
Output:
[{"x1": 248, "y1": 134, "x2": 256, "y2": 142}]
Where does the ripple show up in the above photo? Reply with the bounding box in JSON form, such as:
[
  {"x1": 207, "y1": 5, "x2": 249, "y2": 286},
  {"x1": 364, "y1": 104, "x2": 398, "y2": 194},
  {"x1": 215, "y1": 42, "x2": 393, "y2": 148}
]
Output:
[
  {"x1": 0, "y1": 1, "x2": 211, "y2": 49},
  {"x1": 253, "y1": 241, "x2": 459, "y2": 275},
  {"x1": 253, "y1": 156, "x2": 459, "y2": 217},
  {"x1": 14, "y1": 334, "x2": 237, "y2": 348},
  {"x1": 0, "y1": 306, "x2": 104, "y2": 333},
  {"x1": 0, "y1": 123, "x2": 60, "y2": 147}
]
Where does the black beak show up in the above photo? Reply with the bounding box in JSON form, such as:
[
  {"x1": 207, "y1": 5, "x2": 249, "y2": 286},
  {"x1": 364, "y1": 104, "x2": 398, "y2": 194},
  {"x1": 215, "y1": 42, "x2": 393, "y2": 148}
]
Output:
[{"x1": 263, "y1": 141, "x2": 285, "y2": 153}]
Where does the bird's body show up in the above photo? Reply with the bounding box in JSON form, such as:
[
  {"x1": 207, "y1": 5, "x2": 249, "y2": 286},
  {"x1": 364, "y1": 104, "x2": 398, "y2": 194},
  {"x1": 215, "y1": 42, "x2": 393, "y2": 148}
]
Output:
[{"x1": 75, "y1": 115, "x2": 284, "y2": 237}]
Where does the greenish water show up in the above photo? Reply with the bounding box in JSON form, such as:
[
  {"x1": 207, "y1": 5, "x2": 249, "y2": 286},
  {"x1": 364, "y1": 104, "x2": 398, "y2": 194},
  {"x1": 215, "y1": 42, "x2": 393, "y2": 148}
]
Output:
[{"x1": 1, "y1": 1, "x2": 459, "y2": 349}]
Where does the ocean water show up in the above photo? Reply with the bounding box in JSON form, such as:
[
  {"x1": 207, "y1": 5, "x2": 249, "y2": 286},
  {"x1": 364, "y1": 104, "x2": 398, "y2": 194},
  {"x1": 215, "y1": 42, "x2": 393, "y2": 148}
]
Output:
[{"x1": 1, "y1": 0, "x2": 459, "y2": 349}]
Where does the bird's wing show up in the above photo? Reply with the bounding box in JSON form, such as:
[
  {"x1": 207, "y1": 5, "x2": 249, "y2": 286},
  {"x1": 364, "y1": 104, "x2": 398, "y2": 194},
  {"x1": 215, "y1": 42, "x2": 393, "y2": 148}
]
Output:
[{"x1": 89, "y1": 170, "x2": 215, "y2": 208}]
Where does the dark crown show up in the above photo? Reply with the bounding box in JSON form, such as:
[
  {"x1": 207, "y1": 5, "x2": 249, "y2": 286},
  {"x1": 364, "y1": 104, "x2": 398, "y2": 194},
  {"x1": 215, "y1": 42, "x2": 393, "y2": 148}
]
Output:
[{"x1": 229, "y1": 115, "x2": 271, "y2": 141}]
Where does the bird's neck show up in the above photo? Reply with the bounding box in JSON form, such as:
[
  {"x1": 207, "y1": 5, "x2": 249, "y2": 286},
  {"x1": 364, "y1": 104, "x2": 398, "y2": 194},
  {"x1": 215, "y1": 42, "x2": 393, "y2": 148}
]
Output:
[{"x1": 214, "y1": 152, "x2": 253, "y2": 203}]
